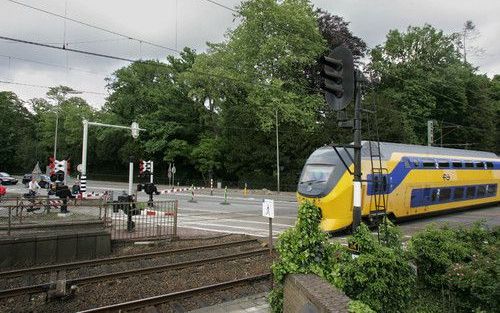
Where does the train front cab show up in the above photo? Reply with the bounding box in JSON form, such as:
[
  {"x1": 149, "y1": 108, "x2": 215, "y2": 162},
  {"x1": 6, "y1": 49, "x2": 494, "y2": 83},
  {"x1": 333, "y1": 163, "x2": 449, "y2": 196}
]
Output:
[{"x1": 297, "y1": 147, "x2": 354, "y2": 232}]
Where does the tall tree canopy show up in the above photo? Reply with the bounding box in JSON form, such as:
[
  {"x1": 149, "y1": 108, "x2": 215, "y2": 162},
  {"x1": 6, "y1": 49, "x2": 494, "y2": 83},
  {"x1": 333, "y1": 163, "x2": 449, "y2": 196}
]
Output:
[{"x1": 369, "y1": 24, "x2": 497, "y2": 151}]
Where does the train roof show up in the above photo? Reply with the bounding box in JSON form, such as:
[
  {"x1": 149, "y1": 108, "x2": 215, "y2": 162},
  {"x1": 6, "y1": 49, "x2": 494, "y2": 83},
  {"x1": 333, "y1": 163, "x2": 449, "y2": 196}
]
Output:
[{"x1": 361, "y1": 141, "x2": 498, "y2": 160}]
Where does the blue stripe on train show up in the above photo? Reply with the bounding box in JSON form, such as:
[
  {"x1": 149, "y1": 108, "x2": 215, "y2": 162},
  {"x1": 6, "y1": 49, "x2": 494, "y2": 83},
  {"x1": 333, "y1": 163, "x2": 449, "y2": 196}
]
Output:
[
  {"x1": 367, "y1": 158, "x2": 500, "y2": 196},
  {"x1": 410, "y1": 184, "x2": 498, "y2": 208}
]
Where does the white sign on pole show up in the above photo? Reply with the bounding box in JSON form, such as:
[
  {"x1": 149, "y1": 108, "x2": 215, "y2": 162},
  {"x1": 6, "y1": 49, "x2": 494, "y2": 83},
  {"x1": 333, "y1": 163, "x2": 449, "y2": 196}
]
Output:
[
  {"x1": 77, "y1": 164, "x2": 83, "y2": 173},
  {"x1": 262, "y1": 199, "x2": 274, "y2": 218}
]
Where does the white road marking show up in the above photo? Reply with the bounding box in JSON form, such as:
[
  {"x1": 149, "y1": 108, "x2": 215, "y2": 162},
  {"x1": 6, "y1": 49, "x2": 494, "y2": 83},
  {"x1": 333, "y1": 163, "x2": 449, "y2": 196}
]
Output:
[{"x1": 178, "y1": 217, "x2": 293, "y2": 228}]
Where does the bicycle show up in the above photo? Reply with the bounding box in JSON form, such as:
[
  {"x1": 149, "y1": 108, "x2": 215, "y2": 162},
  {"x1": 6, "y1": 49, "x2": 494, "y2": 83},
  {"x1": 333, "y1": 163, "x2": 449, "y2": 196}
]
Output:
[{"x1": 18, "y1": 192, "x2": 52, "y2": 216}]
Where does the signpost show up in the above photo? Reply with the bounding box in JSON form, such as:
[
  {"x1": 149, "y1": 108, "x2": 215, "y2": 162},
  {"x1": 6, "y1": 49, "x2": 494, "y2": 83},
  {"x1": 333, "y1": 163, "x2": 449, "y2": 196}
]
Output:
[
  {"x1": 171, "y1": 164, "x2": 176, "y2": 187},
  {"x1": 262, "y1": 199, "x2": 274, "y2": 255}
]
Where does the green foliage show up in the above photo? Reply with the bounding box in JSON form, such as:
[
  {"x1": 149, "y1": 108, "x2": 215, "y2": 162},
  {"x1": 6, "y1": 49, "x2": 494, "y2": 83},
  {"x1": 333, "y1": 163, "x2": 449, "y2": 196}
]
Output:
[
  {"x1": 408, "y1": 223, "x2": 498, "y2": 312},
  {"x1": 340, "y1": 224, "x2": 415, "y2": 312},
  {"x1": 0, "y1": 92, "x2": 36, "y2": 172},
  {"x1": 369, "y1": 24, "x2": 498, "y2": 151},
  {"x1": 408, "y1": 222, "x2": 493, "y2": 288},
  {"x1": 379, "y1": 218, "x2": 403, "y2": 250},
  {"x1": 445, "y1": 242, "x2": 499, "y2": 312},
  {"x1": 269, "y1": 201, "x2": 346, "y2": 313},
  {"x1": 348, "y1": 300, "x2": 375, "y2": 313}
]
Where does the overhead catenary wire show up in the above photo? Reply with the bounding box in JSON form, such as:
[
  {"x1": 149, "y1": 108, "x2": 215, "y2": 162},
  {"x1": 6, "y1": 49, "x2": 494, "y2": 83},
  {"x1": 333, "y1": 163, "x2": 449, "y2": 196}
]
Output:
[
  {"x1": 200, "y1": 0, "x2": 238, "y2": 13},
  {"x1": 5, "y1": 0, "x2": 181, "y2": 54},
  {"x1": 0, "y1": 54, "x2": 104, "y2": 76},
  {"x1": 0, "y1": 35, "x2": 135, "y2": 62},
  {"x1": 0, "y1": 79, "x2": 107, "y2": 95}
]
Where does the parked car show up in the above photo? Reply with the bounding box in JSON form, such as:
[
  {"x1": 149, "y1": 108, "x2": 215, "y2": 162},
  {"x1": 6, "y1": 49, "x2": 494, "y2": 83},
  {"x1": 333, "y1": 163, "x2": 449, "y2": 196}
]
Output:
[
  {"x1": 0, "y1": 172, "x2": 17, "y2": 185},
  {"x1": 22, "y1": 174, "x2": 50, "y2": 188}
]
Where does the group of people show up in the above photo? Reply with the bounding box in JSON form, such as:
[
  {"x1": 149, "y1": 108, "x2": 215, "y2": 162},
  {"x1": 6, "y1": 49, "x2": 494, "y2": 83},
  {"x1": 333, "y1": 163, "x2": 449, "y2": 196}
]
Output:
[{"x1": 27, "y1": 176, "x2": 81, "y2": 197}]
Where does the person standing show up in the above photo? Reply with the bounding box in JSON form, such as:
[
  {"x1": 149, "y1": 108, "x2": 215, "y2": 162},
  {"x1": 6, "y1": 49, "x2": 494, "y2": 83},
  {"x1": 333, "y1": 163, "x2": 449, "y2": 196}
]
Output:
[{"x1": 28, "y1": 176, "x2": 41, "y2": 197}]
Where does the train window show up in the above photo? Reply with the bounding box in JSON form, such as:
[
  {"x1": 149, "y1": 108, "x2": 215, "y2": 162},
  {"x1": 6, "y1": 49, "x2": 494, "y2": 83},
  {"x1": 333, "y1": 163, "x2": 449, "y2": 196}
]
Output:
[
  {"x1": 404, "y1": 159, "x2": 411, "y2": 168},
  {"x1": 464, "y1": 162, "x2": 475, "y2": 168},
  {"x1": 438, "y1": 162, "x2": 450, "y2": 168},
  {"x1": 452, "y1": 161, "x2": 463, "y2": 168},
  {"x1": 466, "y1": 186, "x2": 476, "y2": 199},
  {"x1": 477, "y1": 185, "x2": 486, "y2": 197},
  {"x1": 486, "y1": 184, "x2": 497, "y2": 196},
  {"x1": 475, "y1": 162, "x2": 485, "y2": 169},
  {"x1": 440, "y1": 188, "x2": 451, "y2": 202},
  {"x1": 431, "y1": 189, "x2": 440, "y2": 202},
  {"x1": 454, "y1": 187, "x2": 464, "y2": 200},
  {"x1": 423, "y1": 161, "x2": 436, "y2": 168},
  {"x1": 486, "y1": 162, "x2": 494, "y2": 169},
  {"x1": 300, "y1": 165, "x2": 335, "y2": 184}
]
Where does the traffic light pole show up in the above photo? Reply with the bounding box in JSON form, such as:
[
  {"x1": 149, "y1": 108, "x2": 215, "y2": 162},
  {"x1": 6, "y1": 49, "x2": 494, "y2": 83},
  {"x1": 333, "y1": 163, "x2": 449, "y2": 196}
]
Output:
[
  {"x1": 80, "y1": 119, "x2": 144, "y2": 195},
  {"x1": 352, "y1": 71, "x2": 362, "y2": 232}
]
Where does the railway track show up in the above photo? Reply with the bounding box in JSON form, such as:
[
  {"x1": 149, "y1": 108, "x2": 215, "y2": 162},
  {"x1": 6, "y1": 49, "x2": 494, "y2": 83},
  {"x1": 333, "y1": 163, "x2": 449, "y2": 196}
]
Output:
[
  {"x1": 0, "y1": 238, "x2": 259, "y2": 279},
  {"x1": 77, "y1": 273, "x2": 271, "y2": 313},
  {"x1": 0, "y1": 248, "x2": 269, "y2": 299}
]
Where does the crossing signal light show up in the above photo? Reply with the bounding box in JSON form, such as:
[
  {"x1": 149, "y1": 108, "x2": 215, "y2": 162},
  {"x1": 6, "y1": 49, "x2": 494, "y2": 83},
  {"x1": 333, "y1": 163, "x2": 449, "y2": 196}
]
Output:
[
  {"x1": 139, "y1": 160, "x2": 145, "y2": 175},
  {"x1": 320, "y1": 46, "x2": 355, "y2": 111},
  {"x1": 48, "y1": 156, "x2": 56, "y2": 175}
]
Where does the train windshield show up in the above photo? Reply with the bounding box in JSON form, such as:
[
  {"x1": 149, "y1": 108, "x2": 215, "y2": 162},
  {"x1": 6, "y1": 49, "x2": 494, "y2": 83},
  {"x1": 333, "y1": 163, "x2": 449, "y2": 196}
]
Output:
[{"x1": 299, "y1": 165, "x2": 334, "y2": 184}]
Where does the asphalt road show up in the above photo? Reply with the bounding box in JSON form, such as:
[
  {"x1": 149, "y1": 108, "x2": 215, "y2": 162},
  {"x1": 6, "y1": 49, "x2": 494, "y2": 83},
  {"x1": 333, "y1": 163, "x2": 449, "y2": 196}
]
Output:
[{"x1": 3, "y1": 178, "x2": 499, "y2": 239}]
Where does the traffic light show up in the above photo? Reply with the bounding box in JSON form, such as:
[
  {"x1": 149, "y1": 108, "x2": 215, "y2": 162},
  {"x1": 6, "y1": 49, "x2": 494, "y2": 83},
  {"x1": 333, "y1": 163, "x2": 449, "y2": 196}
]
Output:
[
  {"x1": 139, "y1": 160, "x2": 145, "y2": 175},
  {"x1": 320, "y1": 46, "x2": 355, "y2": 111},
  {"x1": 48, "y1": 156, "x2": 55, "y2": 175}
]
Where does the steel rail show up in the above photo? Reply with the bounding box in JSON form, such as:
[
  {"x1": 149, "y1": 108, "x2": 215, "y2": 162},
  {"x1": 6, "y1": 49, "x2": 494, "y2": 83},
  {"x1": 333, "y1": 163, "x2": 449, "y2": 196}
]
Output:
[
  {"x1": 77, "y1": 273, "x2": 271, "y2": 313},
  {"x1": 0, "y1": 238, "x2": 259, "y2": 278},
  {"x1": 0, "y1": 248, "x2": 269, "y2": 299}
]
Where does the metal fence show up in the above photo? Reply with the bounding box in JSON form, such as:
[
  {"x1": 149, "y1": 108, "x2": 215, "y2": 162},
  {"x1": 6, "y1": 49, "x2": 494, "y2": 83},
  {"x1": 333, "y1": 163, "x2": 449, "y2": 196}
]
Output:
[
  {"x1": 102, "y1": 200, "x2": 178, "y2": 240},
  {"x1": 0, "y1": 196, "x2": 178, "y2": 241}
]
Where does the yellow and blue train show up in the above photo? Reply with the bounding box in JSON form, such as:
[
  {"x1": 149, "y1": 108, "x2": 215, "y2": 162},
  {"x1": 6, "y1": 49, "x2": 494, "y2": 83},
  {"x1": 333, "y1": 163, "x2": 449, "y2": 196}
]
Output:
[{"x1": 297, "y1": 141, "x2": 500, "y2": 232}]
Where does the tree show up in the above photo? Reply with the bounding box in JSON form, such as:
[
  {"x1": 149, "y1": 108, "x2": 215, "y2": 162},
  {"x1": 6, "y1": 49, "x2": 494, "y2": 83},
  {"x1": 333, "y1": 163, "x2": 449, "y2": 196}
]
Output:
[
  {"x1": 104, "y1": 49, "x2": 207, "y2": 181},
  {"x1": 185, "y1": 0, "x2": 338, "y2": 187},
  {"x1": 31, "y1": 87, "x2": 96, "y2": 174},
  {"x1": 368, "y1": 24, "x2": 496, "y2": 151},
  {"x1": 0, "y1": 92, "x2": 36, "y2": 172}
]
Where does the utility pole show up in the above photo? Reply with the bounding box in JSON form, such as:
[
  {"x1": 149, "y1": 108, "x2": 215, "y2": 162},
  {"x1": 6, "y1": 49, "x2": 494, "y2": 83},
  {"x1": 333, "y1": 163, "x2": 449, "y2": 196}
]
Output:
[
  {"x1": 352, "y1": 71, "x2": 362, "y2": 231},
  {"x1": 53, "y1": 111, "x2": 59, "y2": 160},
  {"x1": 275, "y1": 109, "x2": 280, "y2": 193},
  {"x1": 320, "y1": 46, "x2": 358, "y2": 230}
]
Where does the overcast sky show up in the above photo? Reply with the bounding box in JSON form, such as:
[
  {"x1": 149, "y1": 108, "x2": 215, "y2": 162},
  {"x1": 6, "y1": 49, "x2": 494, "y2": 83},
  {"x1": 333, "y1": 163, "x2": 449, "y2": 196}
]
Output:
[{"x1": 0, "y1": 0, "x2": 498, "y2": 108}]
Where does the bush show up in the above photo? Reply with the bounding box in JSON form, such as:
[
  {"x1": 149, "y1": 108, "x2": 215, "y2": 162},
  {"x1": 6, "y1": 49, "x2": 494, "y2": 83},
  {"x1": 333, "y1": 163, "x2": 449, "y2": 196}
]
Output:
[
  {"x1": 446, "y1": 240, "x2": 499, "y2": 312},
  {"x1": 408, "y1": 222, "x2": 493, "y2": 289},
  {"x1": 269, "y1": 201, "x2": 346, "y2": 313},
  {"x1": 348, "y1": 300, "x2": 376, "y2": 313},
  {"x1": 340, "y1": 224, "x2": 415, "y2": 312}
]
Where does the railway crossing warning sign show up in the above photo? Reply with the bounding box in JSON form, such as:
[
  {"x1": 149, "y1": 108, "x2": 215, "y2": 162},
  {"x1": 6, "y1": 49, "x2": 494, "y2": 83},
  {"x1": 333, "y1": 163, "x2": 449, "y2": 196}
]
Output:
[{"x1": 262, "y1": 199, "x2": 274, "y2": 218}]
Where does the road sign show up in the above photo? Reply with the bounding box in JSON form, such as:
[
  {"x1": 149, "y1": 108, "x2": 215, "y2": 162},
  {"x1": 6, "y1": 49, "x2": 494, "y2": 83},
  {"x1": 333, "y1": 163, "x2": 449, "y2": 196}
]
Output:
[
  {"x1": 262, "y1": 199, "x2": 274, "y2": 218},
  {"x1": 171, "y1": 166, "x2": 176, "y2": 174},
  {"x1": 77, "y1": 164, "x2": 82, "y2": 173}
]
